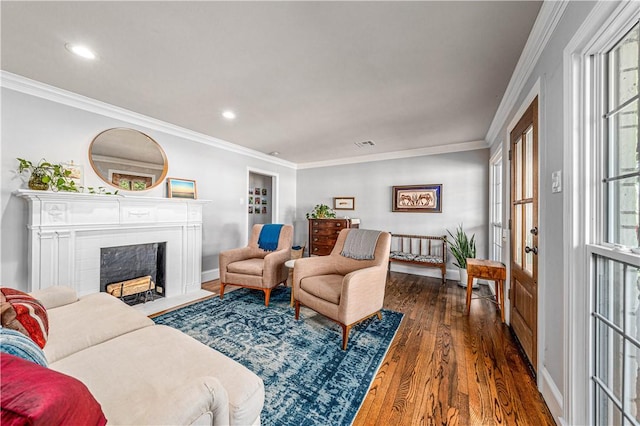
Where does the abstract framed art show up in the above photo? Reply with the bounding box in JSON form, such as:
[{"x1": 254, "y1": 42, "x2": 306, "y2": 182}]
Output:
[
  {"x1": 333, "y1": 197, "x2": 355, "y2": 210},
  {"x1": 392, "y1": 184, "x2": 442, "y2": 213}
]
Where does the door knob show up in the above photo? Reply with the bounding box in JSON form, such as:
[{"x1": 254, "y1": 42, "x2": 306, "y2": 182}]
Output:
[
  {"x1": 530, "y1": 227, "x2": 538, "y2": 235},
  {"x1": 524, "y1": 246, "x2": 538, "y2": 255}
]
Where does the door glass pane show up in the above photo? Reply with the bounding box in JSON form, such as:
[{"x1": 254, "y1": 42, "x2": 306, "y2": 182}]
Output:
[
  {"x1": 525, "y1": 125, "x2": 534, "y2": 199},
  {"x1": 595, "y1": 317, "x2": 624, "y2": 401},
  {"x1": 524, "y1": 203, "x2": 534, "y2": 274},
  {"x1": 515, "y1": 137, "x2": 522, "y2": 200},
  {"x1": 625, "y1": 340, "x2": 640, "y2": 423},
  {"x1": 608, "y1": 24, "x2": 639, "y2": 109},
  {"x1": 605, "y1": 175, "x2": 640, "y2": 247},
  {"x1": 515, "y1": 204, "x2": 522, "y2": 266}
]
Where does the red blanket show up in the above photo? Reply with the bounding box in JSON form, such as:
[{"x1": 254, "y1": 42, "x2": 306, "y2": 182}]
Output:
[{"x1": 1, "y1": 353, "x2": 107, "y2": 426}]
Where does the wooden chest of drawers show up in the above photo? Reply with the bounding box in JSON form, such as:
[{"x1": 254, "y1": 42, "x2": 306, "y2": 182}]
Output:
[{"x1": 308, "y1": 218, "x2": 359, "y2": 256}]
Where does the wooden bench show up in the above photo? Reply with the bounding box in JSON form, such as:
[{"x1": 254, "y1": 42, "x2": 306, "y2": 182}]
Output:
[{"x1": 389, "y1": 234, "x2": 447, "y2": 283}]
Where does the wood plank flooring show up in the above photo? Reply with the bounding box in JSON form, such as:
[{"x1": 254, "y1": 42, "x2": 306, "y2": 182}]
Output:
[{"x1": 202, "y1": 271, "x2": 555, "y2": 425}]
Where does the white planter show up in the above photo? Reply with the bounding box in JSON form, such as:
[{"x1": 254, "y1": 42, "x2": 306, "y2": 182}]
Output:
[{"x1": 458, "y1": 267, "x2": 479, "y2": 289}]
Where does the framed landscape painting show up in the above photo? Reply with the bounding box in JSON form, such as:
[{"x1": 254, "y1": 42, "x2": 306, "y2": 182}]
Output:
[
  {"x1": 167, "y1": 178, "x2": 197, "y2": 199},
  {"x1": 392, "y1": 184, "x2": 442, "y2": 213}
]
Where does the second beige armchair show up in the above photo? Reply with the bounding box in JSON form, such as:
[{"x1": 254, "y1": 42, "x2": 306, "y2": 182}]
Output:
[
  {"x1": 293, "y1": 228, "x2": 391, "y2": 350},
  {"x1": 219, "y1": 224, "x2": 293, "y2": 306}
]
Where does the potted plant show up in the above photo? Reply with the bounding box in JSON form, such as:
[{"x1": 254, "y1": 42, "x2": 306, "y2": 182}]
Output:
[
  {"x1": 446, "y1": 224, "x2": 477, "y2": 288},
  {"x1": 17, "y1": 158, "x2": 79, "y2": 192},
  {"x1": 305, "y1": 204, "x2": 336, "y2": 219}
]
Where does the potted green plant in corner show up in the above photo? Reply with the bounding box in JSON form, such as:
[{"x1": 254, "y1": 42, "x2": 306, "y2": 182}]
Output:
[
  {"x1": 305, "y1": 204, "x2": 337, "y2": 219},
  {"x1": 17, "y1": 158, "x2": 79, "y2": 192},
  {"x1": 446, "y1": 224, "x2": 477, "y2": 288}
]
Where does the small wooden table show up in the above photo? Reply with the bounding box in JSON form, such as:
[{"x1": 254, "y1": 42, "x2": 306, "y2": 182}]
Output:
[{"x1": 465, "y1": 258, "x2": 507, "y2": 322}]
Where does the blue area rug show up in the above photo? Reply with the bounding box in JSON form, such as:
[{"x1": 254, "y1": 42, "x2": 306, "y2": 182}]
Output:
[{"x1": 153, "y1": 287, "x2": 403, "y2": 426}]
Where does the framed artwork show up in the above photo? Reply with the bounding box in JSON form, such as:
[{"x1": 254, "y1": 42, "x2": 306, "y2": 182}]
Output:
[
  {"x1": 262, "y1": 206, "x2": 267, "y2": 214},
  {"x1": 262, "y1": 199, "x2": 267, "y2": 205},
  {"x1": 333, "y1": 197, "x2": 355, "y2": 210},
  {"x1": 254, "y1": 188, "x2": 260, "y2": 195},
  {"x1": 262, "y1": 188, "x2": 267, "y2": 196},
  {"x1": 167, "y1": 178, "x2": 197, "y2": 199},
  {"x1": 249, "y1": 206, "x2": 254, "y2": 214},
  {"x1": 255, "y1": 197, "x2": 261, "y2": 204},
  {"x1": 62, "y1": 162, "x2": 83, "y2": 187},
  {"x1": 392, "y1": 184, "x2": 442, "y2": 213},
  {"x1": 249, "y1": 196, "x2": 254, "y2": 204}
]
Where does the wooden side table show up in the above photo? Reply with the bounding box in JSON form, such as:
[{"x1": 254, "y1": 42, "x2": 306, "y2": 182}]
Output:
[{"x1": 465, "y1": 258, "x2": 507, "y2": 322}]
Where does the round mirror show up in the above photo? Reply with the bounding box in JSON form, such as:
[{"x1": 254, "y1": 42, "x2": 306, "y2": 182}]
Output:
[{"x1": 89, "y1": 128, "x2": 168, "y2": 191}]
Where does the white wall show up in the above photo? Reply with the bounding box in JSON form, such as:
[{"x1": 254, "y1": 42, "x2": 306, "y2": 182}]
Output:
[
  {"x1": 486, "y1": 0, "x2": 597, "y2": 420},
  {"x1": 0, "y1": 86, "x2": 297, "y2": 290},
  {"x1": 296, "y1": 149, "x2": 490, "y2": 278}
]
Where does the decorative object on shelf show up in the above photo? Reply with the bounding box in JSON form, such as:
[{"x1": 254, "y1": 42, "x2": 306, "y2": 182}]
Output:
[
  {"x1": 89, "y1": 128, "x2": 168, "y2": 191},
  {"x1": 61, "y1": 161, "x2": 83, "y2": 187},
  {"x1": 392, "y1": 184, "x2": 442, "y2": 213},
  {"x1": 17, "y1": 158, "x2": 79, "y2": 192},
  {"x1": 446, "y1": 224, "x2": 477, "y2": 288},
  {"x1": 333, "y1": 197, "x2": 355, "y2": 210},
  {"x1": 305, "y1": 204, "x2": 336, "y2": 219},
  {"x1": 167, "y1": 178, "x2": 197, "y2": 199}
]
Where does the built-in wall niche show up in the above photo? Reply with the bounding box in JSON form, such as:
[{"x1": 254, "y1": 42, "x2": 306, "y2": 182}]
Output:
[{"x1": 89, "y1": 128, "x2": 168, "y2": 191}]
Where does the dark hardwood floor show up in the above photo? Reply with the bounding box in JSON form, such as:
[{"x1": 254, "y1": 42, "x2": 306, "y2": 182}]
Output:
[{"x1": 202, "y1": 272, "x2": 555, "y2": 425}]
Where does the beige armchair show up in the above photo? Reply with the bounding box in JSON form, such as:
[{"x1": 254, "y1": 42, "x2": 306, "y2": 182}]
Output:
[
  {"x1": 219, "y1": 224, "x2": 293, "y2": 306},
  {"x1": 293, "y1": 229, "x2": 391, "y2": 349}
]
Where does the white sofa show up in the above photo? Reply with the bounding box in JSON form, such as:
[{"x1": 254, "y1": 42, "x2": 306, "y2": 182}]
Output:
[{"x1": 31, "y1": 286, "x2": 264, "y2": 426}]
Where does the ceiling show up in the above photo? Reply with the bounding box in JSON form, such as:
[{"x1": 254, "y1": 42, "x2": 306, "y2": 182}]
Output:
[{"x1": 1, "y1": 1, "x2": 542, "y2": 166}]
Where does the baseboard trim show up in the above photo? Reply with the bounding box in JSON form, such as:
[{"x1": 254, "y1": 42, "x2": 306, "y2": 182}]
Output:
[
  {"x1": 202, "y1": 268, "x2": 219, "y2": 283},
  {"x1": 540, "y1": 366, "x2": 564, "y2": 424}
]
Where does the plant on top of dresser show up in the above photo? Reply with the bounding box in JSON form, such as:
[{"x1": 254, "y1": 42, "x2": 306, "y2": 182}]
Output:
[
  {"x1": 17, "y1": 158, "x2": 79, "y2": 192},
  {"x1": 305, "y1": 204, "x2": 337, "y2": 219}
]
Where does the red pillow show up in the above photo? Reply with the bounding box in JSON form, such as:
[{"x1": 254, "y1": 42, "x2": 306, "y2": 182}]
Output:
[
  {"x1": 1, "y1": 353, "x2": 107, "y2": 426},
  {"x1": 0, "y1": 288, "x2": 49, "y2": 349}
]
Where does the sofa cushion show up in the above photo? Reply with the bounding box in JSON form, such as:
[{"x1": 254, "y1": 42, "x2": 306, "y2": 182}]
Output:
[
  {"x1": 0, "y1": 288, "x2": 49, "y2": 348},
  {"x1": 45, "y1": 292, "x2": 153, "y2": 363},
  {"x1": 227, "y1": 258, "x2": 264, "y2": 276},
  {"x1": 30, "y1": 286, "x2": 78, "y2": 309},
  {"x1": 50, "y1": 325, "x2": 264, "y2": 426},
  {"x1": 1, "y1": 353, "x2": 107, "y2": 426},
  {"x1": 300, "y1": 274, "x2": 344, "y2": 305},
  {"x1": 0, "y1": 328, "x2": 48, "y2": 367}
]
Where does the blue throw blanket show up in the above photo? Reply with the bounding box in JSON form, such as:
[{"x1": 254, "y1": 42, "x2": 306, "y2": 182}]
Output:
[
  {"x1": 341, "y1": 229, "x2": 382, "y2": 260},
  {"x1": 258, "y1": 224, "x2": 284, "y2": 252}
]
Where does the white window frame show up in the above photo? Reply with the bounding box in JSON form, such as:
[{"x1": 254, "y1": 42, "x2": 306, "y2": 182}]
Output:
[
  {"x1": 489, "y1": 149, "x2": 504, "y2": 264},
  {"x1": 564, "y1": 3, "x2": 640, "y2": 425}
]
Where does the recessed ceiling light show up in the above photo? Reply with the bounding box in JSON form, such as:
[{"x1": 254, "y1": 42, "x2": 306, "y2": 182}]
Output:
[
  {"x1": 65, "y1": 43, "x2": 96, "y2": 60},
  {"x1": 222, "y1": 110, "x2": 236, "y2": 120}
]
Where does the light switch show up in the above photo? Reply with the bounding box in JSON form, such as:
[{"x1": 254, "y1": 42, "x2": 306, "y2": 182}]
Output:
[{"x1": 552, "y1": 170, "x2": 562, "y2": 193}]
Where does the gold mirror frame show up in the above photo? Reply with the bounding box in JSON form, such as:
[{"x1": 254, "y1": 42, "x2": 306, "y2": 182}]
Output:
[{"x1": 89, "y1": 128, "x2": 168, "y2": 191}]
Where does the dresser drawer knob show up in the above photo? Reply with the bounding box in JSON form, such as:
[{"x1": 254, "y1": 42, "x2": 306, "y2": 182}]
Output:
[
  {"x1": 314, "y1": 247, "x2": 318, "y2": 251},
  {"x1": 336, "y1": 223, "x2": 342, "y2": 227}
]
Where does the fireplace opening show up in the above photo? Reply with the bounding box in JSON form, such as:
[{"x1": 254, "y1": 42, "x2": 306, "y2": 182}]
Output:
[{"x1": 100, "y1": 242, "x2": 166, "y2": 305}]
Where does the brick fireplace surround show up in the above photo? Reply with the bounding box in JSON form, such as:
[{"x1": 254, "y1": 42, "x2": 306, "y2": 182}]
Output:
[{"x1": 15, "y1": 189, "x2": 208, "y2": 298}]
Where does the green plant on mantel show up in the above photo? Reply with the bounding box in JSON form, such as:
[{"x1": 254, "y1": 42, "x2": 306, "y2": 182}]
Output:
[
  {"x1": 80, "y1": 186, "x2": 119, "y2": 196},
  {"x1": 17, "y1": 158, "x2": 79, "y2": 192},
  {"x1": 306, "y1": 204, "x2": 336, "y2": 219}
]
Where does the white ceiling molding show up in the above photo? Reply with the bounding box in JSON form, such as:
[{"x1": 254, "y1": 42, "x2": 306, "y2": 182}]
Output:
[
  {"x1": 485, "y1": 0, "x2": 569, "y2": 146},
  {"x1": 297, "y1": 140, "x2": 489, "y2": 170},
  {"x1": 0, "y1": 71, "x2": 298, "y2": 170}
]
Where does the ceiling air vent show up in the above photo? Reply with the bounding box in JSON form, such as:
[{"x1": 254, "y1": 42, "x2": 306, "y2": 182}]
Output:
[{"x1": 354, "y1": 140, "x2": 376, "y2": 148}]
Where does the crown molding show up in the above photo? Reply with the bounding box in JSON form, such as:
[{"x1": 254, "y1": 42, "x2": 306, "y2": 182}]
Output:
[
  {"x1": 297, "y1": 139, "x2": 489, "y2": 170},
  {"x1": 485, "y1": 0, "x2": 569, "y2": 146},
  {"x1": 0, "y1": 71, "x2": 297, "y2": 170}
]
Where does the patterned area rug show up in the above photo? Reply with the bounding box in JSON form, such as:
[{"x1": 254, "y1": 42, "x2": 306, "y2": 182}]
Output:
[{"x1": 153, "y1": 287, "x2": 403, "y2": 426}]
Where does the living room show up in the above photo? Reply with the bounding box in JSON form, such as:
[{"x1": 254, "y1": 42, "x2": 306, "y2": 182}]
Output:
[{"x1": 2, "y1": 1, "x2": 640, "y2": 425}]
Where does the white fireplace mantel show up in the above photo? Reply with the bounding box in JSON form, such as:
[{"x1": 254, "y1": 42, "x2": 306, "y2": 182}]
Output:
[{"x1": 15, "y1": 189, "x2": 210, "y2": 297}]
